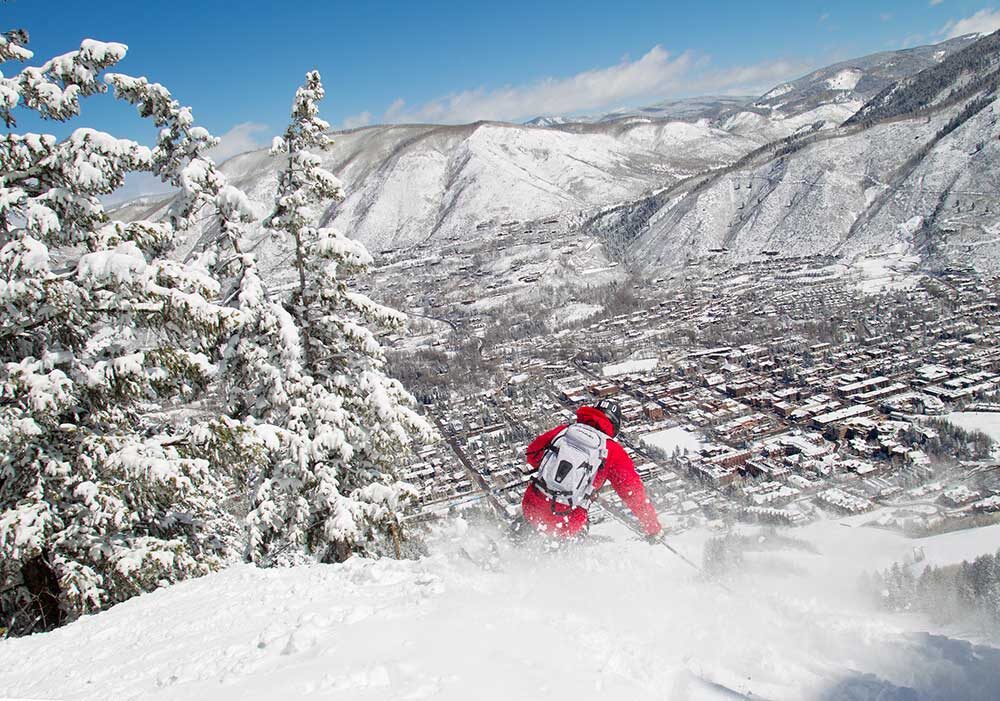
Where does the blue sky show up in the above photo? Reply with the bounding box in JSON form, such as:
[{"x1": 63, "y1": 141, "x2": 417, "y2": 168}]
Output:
[{"x1": 4, "y1": 0, "x2": 1000, "y2": 158}]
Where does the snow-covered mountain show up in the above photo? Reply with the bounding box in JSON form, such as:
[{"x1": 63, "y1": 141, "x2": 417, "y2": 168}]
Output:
[
  {"x1": 717, "y1": 34, "x2": 980, "y2": 143},
  {"x1": 322, "y1": 120, "x2": 757, "y2": 253},
  {"x1": 127, "y1": 119, "x2": 758, "y2": 261},
  {"x1": 583, "y1": 30, "x2": 1000, "y2": 274},
  {"x1": 528, "y1": 38, "x2": 978, "y2": 140},
  {"x1": 117, "y1": 34, "x2": 997, "y2": 276},
  {"x1": 526, "y1": 95, "x2": 753, "y2": 127},
  {"x1": 753, "y1": 35, "x2": 979, "y2": 115}
]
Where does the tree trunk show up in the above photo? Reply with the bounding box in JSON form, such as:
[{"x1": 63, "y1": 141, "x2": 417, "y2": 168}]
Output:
[
  {"x1": 21, "y1": 553, "x2": 63, "y2": 632},
  {"x1": 330, "y1": 538, "x2": 353, "y2": 563},
  {"x1": 388, "y1": 522, "x2": 403, "y2": 559},
  {"x1": 291, "y1": 227, "x2": 314, "y2": 369}
]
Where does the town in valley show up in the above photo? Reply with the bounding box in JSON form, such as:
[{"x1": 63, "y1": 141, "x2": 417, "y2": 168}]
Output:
[{"x1": 370, "y1": 218, "x2": 1000, "y2": 539}]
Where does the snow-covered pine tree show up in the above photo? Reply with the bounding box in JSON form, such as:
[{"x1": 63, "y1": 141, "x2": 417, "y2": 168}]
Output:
[
  {"x1": 241, "y1": 71, "x2": 434, "y2": 565},
  {"x1": 103, "y1": 73, "x2": 257, "y2": 282},
  {"x1": 102, "y1": 71, "x2": 282, "y2": 504},
  {"x1": 0, "y1": 32, "x2": 251, "y2": 635}
]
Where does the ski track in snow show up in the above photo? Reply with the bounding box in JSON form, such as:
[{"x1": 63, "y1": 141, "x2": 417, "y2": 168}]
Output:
[{"x1": 1, "y1": 519, "x2": 999, "y2": 700}]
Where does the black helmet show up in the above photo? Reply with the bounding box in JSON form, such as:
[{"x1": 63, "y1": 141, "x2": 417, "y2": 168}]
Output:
[{"x1": 594, "y1": 399, "x2": 622, "y2": 436}]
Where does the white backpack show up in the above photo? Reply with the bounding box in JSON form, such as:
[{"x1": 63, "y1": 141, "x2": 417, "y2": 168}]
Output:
[{"x1": 533, "y1": 423, "x2": 608, "y2": 514}]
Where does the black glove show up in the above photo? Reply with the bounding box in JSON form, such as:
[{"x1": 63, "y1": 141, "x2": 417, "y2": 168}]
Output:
[{"x1": 645, "y1": 532, "x2": 663, "y2": 545}]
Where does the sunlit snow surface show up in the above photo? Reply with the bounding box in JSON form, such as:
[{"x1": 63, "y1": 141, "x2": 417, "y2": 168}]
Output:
[
  {"x1": 825, "y1": 69, "x2": 863, "y2": 92},
  {"x1": 1, "y1": 519, "x2": 999, "y2": 700},
  {"x1": 943, "y1": 412, "x2": 1000, "y2": 444},
  {"x1": 641, "y1": 426, "x2": 707, "y2": 455}
]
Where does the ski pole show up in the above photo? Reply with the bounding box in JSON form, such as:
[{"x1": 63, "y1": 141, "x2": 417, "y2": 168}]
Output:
[
  {"x1": 653, "y1": 535, "x2": 736, "y2": 594},
  {"x1": 658, "y1": 538, "x2": 702, "y2": 572},
  {"x1": 597, "y1": 495, "x2": 736, "y2": 593}
]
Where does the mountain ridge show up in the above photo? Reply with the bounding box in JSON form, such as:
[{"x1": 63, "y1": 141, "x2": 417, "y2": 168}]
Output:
[
  {"x1": 579, "y1": 31, "x2": 1000, "y2": 274},
  {"x1": 114, "y1": 34, "x2": 997, "y2": 281}
]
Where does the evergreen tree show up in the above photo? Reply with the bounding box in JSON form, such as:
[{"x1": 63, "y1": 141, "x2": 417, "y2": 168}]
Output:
[
  {"x1": 989, "y1": 549, "x2": 1000, "y2": 622},
  {"x1": 239, "y1": 71, "x2": 434, "y2": 565},
  {"x1": 702, "y1": 534, "x2": 744, "y2": 578},
  {"x1": 104, "y1": 72, "x2": 257, "y2": 287},
  {"x1": 0, "y1": 33, "x2": 253, "y2": 634},
  {"x1": 970, "y1": 553, "x2": 994, "y2": 604},
  {"x1": 882, "y1": 562, "x2": 918, "y2": 611},
  {"x1": 957, "y1": 560, "x2": 977, "y2": 609}
]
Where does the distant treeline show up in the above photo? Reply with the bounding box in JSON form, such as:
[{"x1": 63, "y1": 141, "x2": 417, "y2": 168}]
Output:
[
  {"x1": 864, "y1": 548, "x2": 1000, "y2": 626},
  {"x1": 846, "y1": 30, "x2": 1000, "y2": 127},
  {"x1": 913, "y1": 418, "x2": 994, "y2": 461},
  {"x1": 702, "y1": 530, "x2": 820, "y2": 578}
]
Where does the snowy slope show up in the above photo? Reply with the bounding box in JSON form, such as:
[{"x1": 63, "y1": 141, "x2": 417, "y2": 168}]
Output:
[
  {"x1": 717, "y1": 101, "x2": 864, "y2": 143},
  {"x1": 527, "y1": 95, "x2": 753, "y2": 127},
  {"x1": 751, "y1": 35, "x2": 977, "y2": 116},
  {"x1": 826, "y1": 69, "x2": 863, "y2": 92},
  {"x1": 113, "y1": 37, "x2": 1000, "y2": 275},
  {"x1": 848, "y1": 31, "x2": 1000, "y2": 127},
  {"x1": 528, "y1": 34, "x2": 978, "y2": 134},
  {"x1": 128, "y1": 119, "x2": 757, "y2": 267},
  {"x1": 712, "y1": 35, "x2": 978, "y2": 144},
  {"x1": 2, "y1": 518, "x2": 998, "y2": 701},
  {"x1": 584, "y1": 32, "x2": 1000, "y2": 275}
]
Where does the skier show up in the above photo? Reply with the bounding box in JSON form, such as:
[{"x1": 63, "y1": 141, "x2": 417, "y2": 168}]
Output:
[{"x1": 521, "y1": 399, "x2": 662, "y2": 540}]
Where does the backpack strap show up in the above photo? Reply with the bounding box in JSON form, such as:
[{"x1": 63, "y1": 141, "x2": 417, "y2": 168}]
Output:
[
  {"x1": 532, "y1": 426, "x2": 571, "y2": 512},
  {"x1": 575, "y1": 423, "x2": 607, "y2": 511},
  {"x1": 543, "y1": 426, "x2": 568, "y2": 454}
]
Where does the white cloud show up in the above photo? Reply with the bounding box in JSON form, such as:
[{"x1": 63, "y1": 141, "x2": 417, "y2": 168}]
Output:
[
  {"x1": 340, "y1": 111, "x2": 373, "y2": 130},
  {"x1": 898, "y1": 33, "x2": 927, "y2": 48},
  {"x1": 930, "y1": 0, "x2": 944, "y2": 6},
  {"x1": 206, "y1": 121, "x2": 270, "y2": 163},
  {"x1": 104, "y1": 122, "x2": 270, "y2": 206},
  {"x1": 699, "y1": 59, "x2": 810, "y2": 93},
  {"x1": 385, "y1": 98, "x2": 406, "y2": 117},
  {"x1": 383, "y1": 47, "x2": 695, "y2": 124},
  {"x1": 380, "y1": 46, "x2": 812, "y2": 125},
  {"x1": 939, "y1": 8, "x2": 1000, "y2": 38},
  {"x1": 819, "y1": 12, "x2": 831, "y2": 22},
  {"x1": 104, "y1": 172, "x2": 175, "y2": 206}
]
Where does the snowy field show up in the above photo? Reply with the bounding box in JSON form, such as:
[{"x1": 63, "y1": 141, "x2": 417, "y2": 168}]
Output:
[
  {"x1": 943, "y1": 411, "x2": 1000, "y2": 443},
  {"x1": 3, "y1": 517, "x2": 999, "y2": 701},
  {"x1": 825, "y1": 68, "x2": 862, "y2": 91},
  {"x1": 850, "y1": 250, "x2": 923, "y2": 293},
  {"x1": 601, "y1": 357, "x2": 658, "y2": 377},
  {"x1": 556, "y1": 302, "x2": 603, "y2": 326},
  {"x1": 914, "y1": 523, "x2": 1000, "y2": 568},
  {"x1": 640, "y1": 426, "x2": 706, "y2": 455}
]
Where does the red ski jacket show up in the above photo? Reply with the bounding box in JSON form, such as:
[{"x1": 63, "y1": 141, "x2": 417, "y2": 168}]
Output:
[{"x1": 521, "y1": 405, "x2": 662, "y2": 538}]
